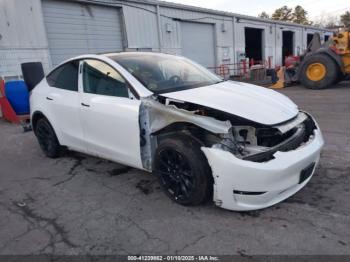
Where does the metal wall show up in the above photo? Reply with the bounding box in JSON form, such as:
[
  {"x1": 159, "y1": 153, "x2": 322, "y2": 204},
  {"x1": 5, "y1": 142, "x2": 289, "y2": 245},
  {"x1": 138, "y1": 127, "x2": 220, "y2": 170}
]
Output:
[
  {"x1": 232, "y1": 18, "x2": 324, "y2": 66},
  {"x1": 0, "y1": 0, "x2": 334, "y2": 77},
  {"x1": 122, "y1": 3, "x2": 159, "y2": 50},
  {"x1": 121, "y1": 2, "x2": 332, "y2": 67},
  {"x1": 234, "y1": 19, "x2": 275, "y2": 65},
  {"x1": 181, "y1": 21, "x2": 215, "y2": 67},
  {"x1": 42, "y1": 0, "x2": 124, "y2": 66},
  {"x1": 159, "y1": 6, "x2": 234, "y2": 66},
  {"x1": 0, "y1": 0, "x2": 50, "y2": 79}
]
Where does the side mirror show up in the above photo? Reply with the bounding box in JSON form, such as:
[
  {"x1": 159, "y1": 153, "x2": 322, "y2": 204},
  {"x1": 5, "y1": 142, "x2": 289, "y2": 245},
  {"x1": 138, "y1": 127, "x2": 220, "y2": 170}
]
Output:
[{"x1": 21, "y1": 62, "x2": 45, "y2": 92}]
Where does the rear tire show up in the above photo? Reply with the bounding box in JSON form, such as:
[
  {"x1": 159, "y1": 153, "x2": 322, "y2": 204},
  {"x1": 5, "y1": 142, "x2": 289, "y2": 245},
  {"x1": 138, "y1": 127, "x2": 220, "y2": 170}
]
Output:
[
  {"x1": 153, "y1": 134, "x2": 212, "y2": 206},
  {"x1": 300, "y1": 54, "x2": 338, "y2": 89},
  {"x1": 35, "y1": 118, "x2": 61, "y2": 158}
]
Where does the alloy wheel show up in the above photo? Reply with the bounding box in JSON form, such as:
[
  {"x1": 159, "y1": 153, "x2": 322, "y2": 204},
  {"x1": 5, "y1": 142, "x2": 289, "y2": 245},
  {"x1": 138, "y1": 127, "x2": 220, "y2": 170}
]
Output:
[{"x1": 157, "y1": 148, "x2": 195, "y2": 202}]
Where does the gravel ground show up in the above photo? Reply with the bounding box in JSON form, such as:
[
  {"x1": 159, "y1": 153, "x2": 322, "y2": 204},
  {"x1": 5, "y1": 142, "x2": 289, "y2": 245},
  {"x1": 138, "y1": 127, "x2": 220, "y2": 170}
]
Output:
[{"x1": 0, "y1": 82, "x2": 349, "y2": 255}]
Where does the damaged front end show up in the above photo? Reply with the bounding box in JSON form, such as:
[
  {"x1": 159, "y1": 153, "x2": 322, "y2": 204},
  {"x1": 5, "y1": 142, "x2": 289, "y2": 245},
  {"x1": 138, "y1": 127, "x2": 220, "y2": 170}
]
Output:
[
  {"x1": 139, "y1": 96, "x2": 232, "y2": 170},
  {"x1": 138, "y1": 95, "x2": 323, "y2": 211},
  {"x1": 139, "y1": 95, "x2": 318, "y2": 170},
  {"x1": 222, "y1": 111, "x2": 317, "y2": 163}
]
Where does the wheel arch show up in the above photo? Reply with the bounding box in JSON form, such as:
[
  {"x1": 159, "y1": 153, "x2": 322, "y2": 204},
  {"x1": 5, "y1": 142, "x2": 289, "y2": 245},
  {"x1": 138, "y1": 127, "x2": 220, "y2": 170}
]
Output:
[
  {"x1": 31, "y1": 111, "x2": 62, "y2": 144},
  {"x1": 151, "y1": 122, "x2": 214, "y2": 181},
  {"x1": 152, "y1": 122, "x2": 210, "y2": 147},
  {"x1": 31, "y1": 111, "x2": 46, "y2": 132}
]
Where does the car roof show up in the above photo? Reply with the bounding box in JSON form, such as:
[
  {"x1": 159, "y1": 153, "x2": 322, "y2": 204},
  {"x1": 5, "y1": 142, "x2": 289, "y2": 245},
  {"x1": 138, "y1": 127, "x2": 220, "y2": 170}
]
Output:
[
  {"x1": 59, "y1": 52, "x2": 181, "y2": 67},
  {"x1": 102, "y1": 51, "x2": 180, "y2": 61}
]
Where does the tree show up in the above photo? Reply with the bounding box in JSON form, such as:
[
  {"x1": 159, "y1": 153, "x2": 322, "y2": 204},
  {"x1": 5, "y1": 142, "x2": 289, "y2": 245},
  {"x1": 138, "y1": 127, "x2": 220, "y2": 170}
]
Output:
[
  {"x1": 314, "y1": 14, "x2": 340, "y2": 29},
  {"x1": 271, "y1": 6, "x2": 293, "y2": 21},
  {"x1": 340, "y1": 11, "x2": 350, "y2": 28},
  {"x1": 292, "y1": 5, "x2": 312, "y2": 25},
  {"x1": 260, "y1": 5, "x2": 313, "y2": 25},
  {"x1": 258, "y1": 12, "x2": 270, "y2": 19}
]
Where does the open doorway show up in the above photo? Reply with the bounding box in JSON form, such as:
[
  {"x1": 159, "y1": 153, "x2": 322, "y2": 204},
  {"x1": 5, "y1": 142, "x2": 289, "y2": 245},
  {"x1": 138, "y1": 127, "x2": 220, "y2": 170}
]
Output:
[
  {"x1": 245, "y1": 27, "x2": 264, "y2": 64},
  {"x1": 307, "y1": 33, "x2": 314, "y2": 47},
  {"x1": 282, "y1": 31, "x2": 294, "y2": 65}
]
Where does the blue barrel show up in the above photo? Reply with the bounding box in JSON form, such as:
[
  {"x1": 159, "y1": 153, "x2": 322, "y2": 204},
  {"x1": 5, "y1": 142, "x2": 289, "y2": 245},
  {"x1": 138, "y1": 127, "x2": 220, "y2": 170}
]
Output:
[{"x1": 5, "y1": 80, "x2": 30, "y2": 115}]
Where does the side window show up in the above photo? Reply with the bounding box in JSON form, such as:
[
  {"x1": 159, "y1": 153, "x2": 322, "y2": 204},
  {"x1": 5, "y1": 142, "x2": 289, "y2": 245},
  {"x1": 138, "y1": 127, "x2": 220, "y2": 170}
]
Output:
[
  {"x1": 47, "y1": 61, "x2": 79, "y2": 91},
  {"x1": 82, "y1": 60, "x2": 129, "y2": 98}
]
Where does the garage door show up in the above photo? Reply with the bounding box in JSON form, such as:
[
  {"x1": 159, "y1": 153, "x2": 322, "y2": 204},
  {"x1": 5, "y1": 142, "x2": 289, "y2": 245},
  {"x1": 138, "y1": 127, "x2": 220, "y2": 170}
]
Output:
[
  {"x1": 181, "y1": 22, "x2": 215, "y2": 68},
  {"x1": 42, "y1": 0, "x2": 124, "y2": 66}
]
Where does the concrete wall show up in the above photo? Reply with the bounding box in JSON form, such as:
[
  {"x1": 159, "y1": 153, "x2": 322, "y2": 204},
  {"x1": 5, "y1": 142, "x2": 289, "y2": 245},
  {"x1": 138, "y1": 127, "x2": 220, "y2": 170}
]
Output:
[{"x1": 0, "y1": 0, "x2": 51, "y2": 79}]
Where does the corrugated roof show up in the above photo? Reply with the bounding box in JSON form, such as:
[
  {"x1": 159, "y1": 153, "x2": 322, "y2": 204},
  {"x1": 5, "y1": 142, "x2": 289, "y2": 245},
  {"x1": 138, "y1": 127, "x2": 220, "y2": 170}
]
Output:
[{"x1": 77, "y1": 0, "x2": 332, "y2": 32}]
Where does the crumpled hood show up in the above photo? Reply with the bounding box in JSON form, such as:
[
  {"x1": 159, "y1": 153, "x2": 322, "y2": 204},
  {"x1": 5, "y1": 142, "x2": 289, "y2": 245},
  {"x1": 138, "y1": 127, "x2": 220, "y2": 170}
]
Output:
[{"x1": 161, "y1": 81, "x2": 299, "y2": 125}]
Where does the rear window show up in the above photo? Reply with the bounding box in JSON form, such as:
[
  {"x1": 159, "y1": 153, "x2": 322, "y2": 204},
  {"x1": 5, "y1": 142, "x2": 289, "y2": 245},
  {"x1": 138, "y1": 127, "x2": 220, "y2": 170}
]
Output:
[{"x1": 47, "y1": 61, "x2": 79, "y2": 91}]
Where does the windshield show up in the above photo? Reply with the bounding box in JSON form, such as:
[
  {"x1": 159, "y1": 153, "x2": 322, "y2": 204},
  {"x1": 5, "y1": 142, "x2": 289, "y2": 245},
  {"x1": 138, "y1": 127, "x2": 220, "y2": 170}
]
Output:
[{"x1": 112, "y1": 53, "x2": 222, "y2": 94}]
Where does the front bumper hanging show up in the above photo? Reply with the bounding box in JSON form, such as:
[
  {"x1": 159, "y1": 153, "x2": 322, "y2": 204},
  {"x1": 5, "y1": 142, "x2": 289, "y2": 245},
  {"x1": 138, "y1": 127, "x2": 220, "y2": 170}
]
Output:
[{"x1": 201, "y1": 115, "x2": 324, "y2": 211}]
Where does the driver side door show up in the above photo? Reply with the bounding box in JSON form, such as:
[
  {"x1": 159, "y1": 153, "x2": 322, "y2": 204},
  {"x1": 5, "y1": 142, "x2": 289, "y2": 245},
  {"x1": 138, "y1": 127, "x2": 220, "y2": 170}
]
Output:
[{"x1": 79, "y1": 59, "x2": 143, "y2": 169}]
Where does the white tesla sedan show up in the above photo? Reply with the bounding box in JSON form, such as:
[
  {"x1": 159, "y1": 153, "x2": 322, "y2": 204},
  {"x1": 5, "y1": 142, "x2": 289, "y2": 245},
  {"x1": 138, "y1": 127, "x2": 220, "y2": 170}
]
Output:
[{"x1": 28, "y1": 52, "x2": 324, "y2": 211}]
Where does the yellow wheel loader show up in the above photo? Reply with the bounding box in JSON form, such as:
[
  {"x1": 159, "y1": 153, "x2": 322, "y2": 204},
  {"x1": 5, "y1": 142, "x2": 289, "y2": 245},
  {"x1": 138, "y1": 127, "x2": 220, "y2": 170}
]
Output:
[{"x1": 298, "y1": 31, "x2": 350, "y2": 89}]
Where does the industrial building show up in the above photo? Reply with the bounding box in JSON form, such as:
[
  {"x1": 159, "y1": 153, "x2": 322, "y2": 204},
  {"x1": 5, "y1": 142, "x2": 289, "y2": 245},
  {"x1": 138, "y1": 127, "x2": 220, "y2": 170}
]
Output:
[{"x1": 0, "y1": 0, "x2": 333, "y2": 79}]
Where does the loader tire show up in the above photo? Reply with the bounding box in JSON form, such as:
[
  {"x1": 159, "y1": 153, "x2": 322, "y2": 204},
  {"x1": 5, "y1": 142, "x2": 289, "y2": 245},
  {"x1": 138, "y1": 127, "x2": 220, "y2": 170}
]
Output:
[
  {"x1": 335, "y1": 72, "x2": 345, "y2": 84},
  {"x1": 300, "y1": 54, "x2": 338, "y2": 89}
]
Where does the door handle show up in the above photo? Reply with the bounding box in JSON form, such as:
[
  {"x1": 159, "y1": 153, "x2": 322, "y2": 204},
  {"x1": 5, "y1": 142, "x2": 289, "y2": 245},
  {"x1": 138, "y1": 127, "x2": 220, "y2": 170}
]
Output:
[
  {"x1": 81, "y1": 103, "x2": 90, "y2": 107},
  {"x1": 46, "y1": 97, "x2": 53, "y2": 101}
]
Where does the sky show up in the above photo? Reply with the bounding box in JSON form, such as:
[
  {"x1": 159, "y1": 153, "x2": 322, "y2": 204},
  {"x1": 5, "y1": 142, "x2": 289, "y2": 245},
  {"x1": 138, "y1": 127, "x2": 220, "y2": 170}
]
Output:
[{"x1": 164, "y1": 0, "x2": 350, "y2": 21}]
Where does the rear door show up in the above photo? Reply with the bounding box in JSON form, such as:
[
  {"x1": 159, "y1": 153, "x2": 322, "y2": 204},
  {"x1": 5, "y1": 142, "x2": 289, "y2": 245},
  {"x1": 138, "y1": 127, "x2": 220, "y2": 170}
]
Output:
[
  {"x1": 45, "y1": 60, "x2": 86, "y2": 152},
  {"x1": 79, "y1": 59, "x2": 143, "y2": 168}
]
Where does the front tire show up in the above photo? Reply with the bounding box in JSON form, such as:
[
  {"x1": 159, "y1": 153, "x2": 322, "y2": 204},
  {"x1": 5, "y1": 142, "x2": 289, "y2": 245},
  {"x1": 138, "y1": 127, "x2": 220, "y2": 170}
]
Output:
[
  {"x1": 299, "y1": 54, "x2": 338, "y2": 89},
  {"x1": 153, "y1": 134, "x2": 212, "y2": 206},
  {"x1": 35, "y1": 118, "x2": 61, "y2": 158}
]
